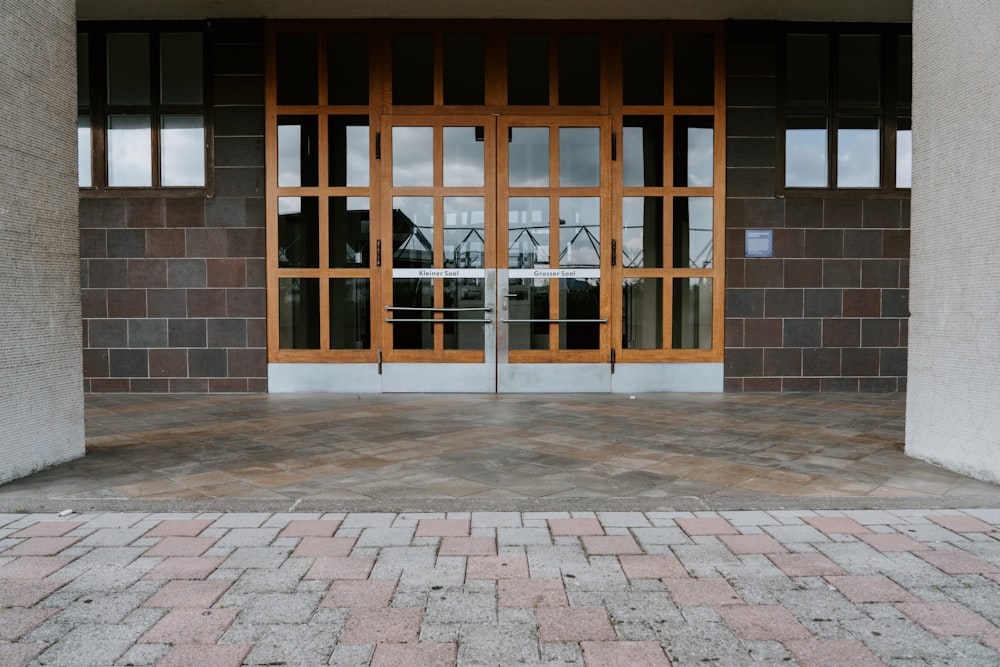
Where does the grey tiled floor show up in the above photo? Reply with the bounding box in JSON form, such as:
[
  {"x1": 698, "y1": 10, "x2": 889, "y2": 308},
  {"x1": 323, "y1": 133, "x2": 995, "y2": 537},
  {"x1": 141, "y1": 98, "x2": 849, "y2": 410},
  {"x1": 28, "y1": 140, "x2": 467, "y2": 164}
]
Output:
[{"x1": 2, "y1": 392, "x2": 998, "y2": 510}]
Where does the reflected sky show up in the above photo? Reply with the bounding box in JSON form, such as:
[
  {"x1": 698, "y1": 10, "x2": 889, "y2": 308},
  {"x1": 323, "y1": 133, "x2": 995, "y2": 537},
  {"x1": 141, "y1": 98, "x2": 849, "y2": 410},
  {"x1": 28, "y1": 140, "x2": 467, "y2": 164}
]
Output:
[
  {"x1": 161, "y1": 116, "x2": 204, "y2": 187},
  {"x1": 278, "y1": 124, "x2": 302, "y2": 187},
  {"x1": 837, "y1": 128, "x2": 880, "y2": 188},
  {"x1": 108, "y1": 115, "x2": 151, "y2": 187},
  {"x1": 621, "y1": 196, "x2": 661, "y2": 269},
  {"x1": 896, "y1": 129, "x2": 912, "y2": 188},
  {"x1": 509, "y1": 127, "x2": 549, "y2": 187},
  {"x1": 685, "y1": 127, "x2": 713, "y2": 187},
  {"x1": 508, "y1": 197, "x2": 549, "y2": 268},
  {"x1": 444, "y1": 197, "x2": 485, "y2": 268},
  {"x1": 341, "y1": 125, "x2": 369, "y2": 187},
  {"x1": 393, "y1": 126, "x2": 433, "y2": 186},
  {"x1": 786, "y1": 128, "x2": 827, "y2": 187},
  {"x1": 560, "y1": 127, "x2": 600, "y2": 187},
  {"x1": 676, "y1": 197, "x2": 713, "y2": 268},
  {"x1": 443, "y1": 127, "x2": 484, "y2": 187},
  {"x1": 559, "y1": 197, "x2": 600, "y2": 268},
  {"x1": 78, "y1": 118, "x2": 91, "y2": 187}
]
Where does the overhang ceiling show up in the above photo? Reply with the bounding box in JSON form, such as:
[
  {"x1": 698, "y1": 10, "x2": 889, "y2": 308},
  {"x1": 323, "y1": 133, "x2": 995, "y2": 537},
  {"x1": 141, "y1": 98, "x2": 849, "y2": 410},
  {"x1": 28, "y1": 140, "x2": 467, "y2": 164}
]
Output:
[{"x1": 76, "y1": 0, "x2": 912, "y2": 22}]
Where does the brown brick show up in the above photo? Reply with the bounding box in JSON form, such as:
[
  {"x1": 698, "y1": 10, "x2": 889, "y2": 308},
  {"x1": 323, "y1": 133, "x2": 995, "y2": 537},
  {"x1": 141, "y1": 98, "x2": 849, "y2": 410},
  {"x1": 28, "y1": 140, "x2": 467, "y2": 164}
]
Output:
[
  {"x1": 843, "y1": 289, "x2": 881, "y2": 317},
  {"x1": 128, "y1": 259, "x2": 168, "y2": 288},
  {"x1": 725, "y1": 319, "x2": 745, "y2": 347},
  {"x1": 227, "y1": 289, "x2": 266, "y2": 317},
  {"x1": 821, "y1": 377, "x2": 859, "y2": 391},
  {"x1": 862, "y1": 319, "x2": 900, "y2": 347},
  {"x1": 822, "y1": 319, "x2": 860, "y2": 347},
  {"x1": 207, "y1": 259, "x2": 247, "y2": 287},
  {"x1": 88, "y1": 259, "x2": 128, "y2": 288},
  {"x1": 170, "y1": 378, "x2": 210, "y2": 392},
  {"x1": 83, "y1": 349, "x2": 109, "y2": 377},
  {"x1": 81, "y1": 289, "x2": 108, "y2": 318},
  {"x1": 745, "y1": 259, "x2": 784, "y2": 287},
  {"x1": 724, "y1": 377, "x2": 745, "y2": 391},
  {"x1": 783, "y1": 259, "x2": 822, "y2": 288},
  {"x1": 803, "y1": 348, "x2": 841, "y2": 376},
  {"x1": 782, "y1": 377, "x2": 821, "y2": 391},
  {"x1": 131, "y1": 378, "x2": 170, "y2": 392},
  {"x1": 863, "y1": 199, "x2": 902, "y2": 229},
  {"x1": 743, "y1": 377, "x2": 781, "y2": 391},
  {"x1": 226, "y1": 228, "x2": 265, "y2": 258},
  {"x1": 187, "y1": 289, "x2": 228, "y2": 317},
  {"x1": 166, "y1": 198, "x2": 206, "y2": 228},
  {"x1": 844, "y1": 230, "x2": 882, "y2": 258},
  {"x1": 804, "y1": 230, "x2": 843, "y2": 258},
  {"x1": 167, "y1": 259, "x2": 207, "y2": 288},
  {"x1": 841, "y1": 348, "x2": 879, "y2": 376},
  {"x1": 727, "y1": 258, "x2": 746, "y2": 288},
  {"x1": 149, "y1": 349, "x2": 188, "y2": 378},
  {"x1": 126, "y1": 198, "x2": 165, "y2": 228},
  {"x1": 80, "y1": 228, "x2": 107, "y2": 258},
  {"x1": 228, "y1": 348, "x2": 267, "y2": 377},
  {"x1": 247, "y1": 319, "x2": 267, "y2": 347},
  {"x1": 861, "y1": 260, "x2": 901, "y2": 288},
  {"x1": 248, "y1": 378, "x2": 269, "y2": 392},
  {"x1": 725, "y1": 348, "x2": 763, "y2": 377},
  {"x1": 882, "y1": 230, "x2": 910, "y2": 258},
  {"x1": 246, "y1": 259, "x2": 266, "y2": 288},
  {"x1": 823, "y1": 260, "x2": 861, "y2": 288},
  {"x1": 210, "y1": 378, "x2": 250, "y2": 392},
  {"x1": 91, "y1": 378, "x2": 130, "y2": 392},
  {"x1": 148, "y1": 289, "x2": 188, "y2": 318},
  {"x1": 824, "y1": 199, "x2": 862, "y2": 228},
  {"x1": 785, "y1": 199, "x2": 823, "y2": 228},
  {"x1": 146, "y1": 229, "x2": 186, "y2": 258},
  {"x1": 186, "y1": 228, "x2": 227, "y2": 258},
  {"x1": 764, "y1": 289, "x2": 803, "y2": 317},
  {"x1": 745, "y1": 199, "x2": 784, "y2": 228},
  {"x1": 764, "y1": 348, "x2": 801, "y2": 376},
  {"x1": 107, "y1": 289, "x2": 147, "y2": 318},
  {"x1": 744, "y1": 318, "x2": 781, "y2": 348},
  {"x1": 772, "y1": 229, "x2": 803, "y2": 257}
]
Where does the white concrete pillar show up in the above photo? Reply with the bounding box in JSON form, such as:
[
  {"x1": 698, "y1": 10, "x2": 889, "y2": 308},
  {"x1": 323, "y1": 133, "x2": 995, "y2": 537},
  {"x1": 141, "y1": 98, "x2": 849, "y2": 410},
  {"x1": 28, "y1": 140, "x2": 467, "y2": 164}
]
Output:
[
  {"x1": 906, "y1": 0, "x2": 1000, "y2": 483},
  {"x1": 0, "y1": 0, "x2": 85, "y2": 483}
]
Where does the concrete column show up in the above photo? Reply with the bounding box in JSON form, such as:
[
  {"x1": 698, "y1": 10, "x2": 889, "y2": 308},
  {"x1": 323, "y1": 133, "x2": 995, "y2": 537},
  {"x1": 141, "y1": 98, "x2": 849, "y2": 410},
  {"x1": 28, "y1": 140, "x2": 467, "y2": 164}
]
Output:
[
  {"x1": 907, "y1": 0, "x2": 1000, "y2": 483},
  {"x1": 0, "y1": 0, "x2": 85, "y2": 484}
]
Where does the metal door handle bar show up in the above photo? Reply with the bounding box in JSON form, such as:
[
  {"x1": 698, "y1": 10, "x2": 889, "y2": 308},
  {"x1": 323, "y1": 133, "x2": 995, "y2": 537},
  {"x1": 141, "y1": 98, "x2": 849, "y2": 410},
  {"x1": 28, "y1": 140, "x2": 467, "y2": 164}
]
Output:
[
  {"x1": 385, "y1": 318, "x2": 493, "y2": 324},
  {"x1": 385, "y1": 306, "x2": 493, "y2": 313},
  {"x1": 501, "y1": 318, "x2": 608, "y2": 324}
]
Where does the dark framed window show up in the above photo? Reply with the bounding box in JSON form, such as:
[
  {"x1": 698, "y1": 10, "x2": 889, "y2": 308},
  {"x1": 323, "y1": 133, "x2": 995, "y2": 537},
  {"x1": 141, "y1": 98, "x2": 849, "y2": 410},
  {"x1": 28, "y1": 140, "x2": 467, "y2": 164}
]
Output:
[
  {"x1": 780, "y1": 26, "x2": 911, "y2": 194},
  {"x1": 78, "y1": 23, "x2": 211, "y2": 192}
]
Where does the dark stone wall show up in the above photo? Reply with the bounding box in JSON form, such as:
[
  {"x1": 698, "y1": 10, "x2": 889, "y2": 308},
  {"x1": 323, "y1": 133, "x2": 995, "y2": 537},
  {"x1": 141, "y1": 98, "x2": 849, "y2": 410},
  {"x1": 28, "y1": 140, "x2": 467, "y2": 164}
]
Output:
[
  {"x1": 724, "y1": 22, "x2": 909, "y2": 391},
  {"x1": 80, "y1": 20, "x2": 267, "y2": 392}
]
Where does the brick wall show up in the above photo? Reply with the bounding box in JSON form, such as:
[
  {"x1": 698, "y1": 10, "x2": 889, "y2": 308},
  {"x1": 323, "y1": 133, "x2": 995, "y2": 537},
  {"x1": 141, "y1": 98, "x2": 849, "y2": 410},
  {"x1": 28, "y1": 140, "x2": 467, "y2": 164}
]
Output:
[
  {"x1": 80, "y1": 20, "x2": 267, "y2": 392},
  {"x1": 0, "y1": 0, "x2": 85, "y2": 483},
  {"x1": 724, "y1": 22, "x2": 910, "y2": 392}
]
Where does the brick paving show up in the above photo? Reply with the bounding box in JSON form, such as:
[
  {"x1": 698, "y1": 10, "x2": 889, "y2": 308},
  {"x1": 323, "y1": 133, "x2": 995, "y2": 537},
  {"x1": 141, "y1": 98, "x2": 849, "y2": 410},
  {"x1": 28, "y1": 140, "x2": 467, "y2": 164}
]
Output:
[{"x1": 0, "y1": 509, "x2": 999, "y2": 665}]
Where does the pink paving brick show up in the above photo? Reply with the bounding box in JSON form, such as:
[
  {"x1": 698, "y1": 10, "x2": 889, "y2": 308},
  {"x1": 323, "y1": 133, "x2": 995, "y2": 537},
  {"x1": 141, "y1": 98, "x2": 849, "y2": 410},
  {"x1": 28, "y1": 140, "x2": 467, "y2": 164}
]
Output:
[
  {"x1": 140, "y1": 608, "x2": 241, "y2": 644},
  {"x1": 144, "y1": 519, "x2": 215, "y2": 537},
  {"x1": 498, "y1": 578, "x2": 568, "y2": 608},
  {"x1": 767, "y1": 553, "x2": 847, "y2": 577},
  {"x1": 982, "y1": 636, "x2": 1000, "y2": 653},
  {"x1": 895, "y1": 602, "x2": 1000, "y2": 637},
  {"x1": 142, "y1": 580, "x2": 232, "y2": 608},
  {"x1": 305, "y1": 556, "x2": 375, "y2": 580},
  {"x1": 156, "y1": 643, "x2": 252, "y2": 667},
  {"x1": 0, "y1": 556, "x2": 74, "y2": 580},
  {"x1": 619, "y1": 554, "x2": 688, "y2": 579},
  {"x1": 581, "y1": 535, "x2": 643, "y2": 555},
  {"x1": 719, "y1": 534, "x2": 787, "y2": 555},
  {"x1": 926, "y1": 515, "x2": 995, "y2": 533},
  {"x1": 291, "y1": 536, "x2": 356, "y2": 558},
  {"x1": 142, "y1": 556, "x2": 225, "y2": 580},
  {"x1": 662, "y1": 577, "x2": 744, "y2": 608},
  {"x1": 536, "y1": 607, "x2": 616, "y2": 642},
  {"x1": 338, "y1": 608, "x2": 423, "y2": 644},
  {"x1": 548, "y1": 518, "x2": 605, "y2": 536},
  {"x1": 916, "y1": 549, "x2": 1000, "y2": 574},
  {"x1": 857, "y1": 533, "x2": 930, "y2": 552},
  {"x1": 10, "y1": 521, "x2": 84, "y2": 538},
  {"x1": 0, "y1": 608, "x2": 59, "y2": 641},
  {"x1": 675, "y1": 517, "x2": 739, "y2": 536},
  {"x1": 2, "y1": 536, "x2": 82, "y2": 556},
  {"x1": 415, "y1": 518, "x2": 471, "y2": 537},
  {"x1": 719, "y1": 605, "x2": 812, "y2": 640},
  {"x1": 371, "y1": 642, "x2": 458, "y2": 667},
  {"x1": 320, "y1": 580, "x2": 397, "y2": 609},
  {"x1": 581, "y1": 640, "x2": 672, "y2": 666},
  {"x1": 824, "y1": 575, "x2": 918, "y2": 604},
  {"x1": 466, "y1": 555, "x2": 529, "y2": 580},
  {"x1": 143, "y1": 536, "x2": 218, "y2": 557},
  {"x1": 784, "y1": 638, "x2": 887, "y2": 667},
  {"x1": 0, "y1": 643, "x2": 47, "y2": 667},
  {"x1": 0, "y1": 580, "x2": 66, "y2": 607},
  {"x1": 278, "y1": 519, "x2": 342, "y2": 537},
  {"x1": 801, "y1": 517, "x2": 872, "y2": 535},
  {"x1": 438, "y1": 536, "x2": 496, "y2": 557},
  {"x1": 987, "y1": 573, "x2": 1000, "y2": 585}
]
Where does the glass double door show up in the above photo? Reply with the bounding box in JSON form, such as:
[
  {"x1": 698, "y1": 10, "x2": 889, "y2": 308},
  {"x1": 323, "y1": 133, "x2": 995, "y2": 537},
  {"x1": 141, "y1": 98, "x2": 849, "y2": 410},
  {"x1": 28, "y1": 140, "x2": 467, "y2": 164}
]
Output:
[{"x1": 381, "y1": 115, "x2": 611, "y2": 391}]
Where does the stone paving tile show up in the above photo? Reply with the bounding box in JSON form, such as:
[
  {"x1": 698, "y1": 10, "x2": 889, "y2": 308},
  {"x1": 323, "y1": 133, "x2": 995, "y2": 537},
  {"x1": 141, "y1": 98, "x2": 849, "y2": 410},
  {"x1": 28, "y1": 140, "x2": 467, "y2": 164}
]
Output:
[
  {"x1": 291, "y1": 536, "x2": 356, "y2": 557},
  {"x1": 767, "y1": 552, "x2": 847, "y2": 577},
  {"x1": 321, "y1": 579, "x2": 397, "y2": 609},
  {"x1": 802, "y1": 516, "x2": 873, "y2": 535},
  {"x1": 618, "y1": 554, "x2": 687, "y2": 579},
  {"x1": 140, "y1": 608, "x2": 241, "y2": 644},
  {"x1": 143, "y1": 518, "x2": 214, "y2": 537},
  {"x1": 305, "y1": 556, "x2": 375, "y2": 580},
  {"x1": 0, "y1": 642, "x2": 48, "y2": 667},
  {"x1": 498, "y1": 577, "x2": 569, "y2": 608},
  {"x1": 467, "y1": 554, "x2": 530, "y2": 579},
  {"x1": 1, "y1": 535, "x2": 82, "y2": 556},
  {"x1": 339, "y1": 608, "x2": 423, "y2": 643},
  {"x1": 856, "y1": 532, "x2": 930, "y2": 552},
  {"x1": 580, "y1": 535, "x2": 643, "y2": 555},
  {"x1": 718, "y1": 533, "x2": 788, "y2": 554},
  {"x1": 784, "y1": 638, "x2": 887, "y2": 666},
  {"x1": 278, "y1": 519, "x2": 342, "y2": 537},
  {"x1": 719, "y1": 604, "x2": 813, "y2": 640},
  {"x1": 536, "y1": 606, "x2": 616, "y2": 642},
  {"x1": 156, "y1": 643, "x2": 252, "y2": 667},
  {"x1": 416, "y1": 518, "x2": 470, "y2": 537},
  {"x1": 141, "y1": 579, "x2": 232, "y2": 608},
  {"x1": 895, "y1": 601, "x2": 1000, "y2": 637},
  {"x1": 916, "y1": 548, "x2": 1000, "y2": 574},
  {"x1": 0, "y1": 607, "x2": 59, "y2": 641},
  {"x1": 0, "y1": 579, "x2": 66, "y2": 606},
  {"x1": 927, "y1": 514, "x2": 995, "y2": 533},
  {"x1": 662, "y1": 577, "x2": 744, "y2": 607},
  {"x1": 580, "y1": 640, "x2": 672, "y2": 665},
  {"x1": 549, "y1": 518, "x2": 604, "y2": 536},
  {"x1": 9, "y1": 521, "x2": 84, "y2": 538},
  {"x1": 142, "y1": 555, "x2": 225, "y2": 580},
  {"x1": 439, "y1": 535, "x2": 496, "y2": 556},
  {"x1": 675, "y1": 517, "x2": 739, "y2": 536},
  {"x1": 142, "y1": 535, "x2": 217, "y2": 557},
  {"x1": 0, "y1": 555, "x2": 74, "y2": 579},
  {"x1": 371, "y1": 642, "x2": 458, "y2": 667},
  {"x1": 824, "y1": 575, "x2": 920, "y2": 603}
]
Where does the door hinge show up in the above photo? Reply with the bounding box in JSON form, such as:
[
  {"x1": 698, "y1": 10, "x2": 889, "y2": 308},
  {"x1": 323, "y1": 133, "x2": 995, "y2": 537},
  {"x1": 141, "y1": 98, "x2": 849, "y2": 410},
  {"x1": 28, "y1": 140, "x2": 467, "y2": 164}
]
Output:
[
  {"x1": 375, "y1": 132, "x2": 381, "y2": 160},
  {"x1": 611, "y1": 132, "x2": 617, "y2": 161},
  {"x1": 611, "y1": 239, "x2": 616, "y2": 267},
  {"x1": 611, "y1": 348, "x2": 616, "y2": 374},
  {"x1": 376, "y1": 239, "x2": 382, "y2": 267},
  {"x1": 377, "y1": 348, "x2": 382, "y2": 375}
]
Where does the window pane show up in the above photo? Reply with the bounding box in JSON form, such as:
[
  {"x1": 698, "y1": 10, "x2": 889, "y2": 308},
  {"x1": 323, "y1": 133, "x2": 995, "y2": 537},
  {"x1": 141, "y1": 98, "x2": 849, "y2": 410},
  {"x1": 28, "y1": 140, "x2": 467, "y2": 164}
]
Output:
[
  {"x1": 786, "y1": 35, "x2": 828, "y2": 106},
  {"x1": 392, "y1": 197, "x2": 434, "y2": 268},
  {"x1": 509, "y1": 127, "x2": 549, "y2": 187},
  {"x1": 392, "y1": 126, "x2": 433, "y2": 187},
  {"x1": 673, "y1": 117, "x2": 713, "y2": 187},
  {"x1": 392, "y1": 33, "x2": 433, "y2": 105},
  {"x1": 330, "y1": 278, "x2": 370, "y2": 349},
  {"x1": 279, "y1": 278, "x2": 320, "y2": 349},
  {"x1": 508, "y1": 197, "x2": 550, "y2": 269},
  {"x1": 443, "y1": 33, "x2": 485, "y2": 105},
  {"x1": 278, "y1": 197, "x2": 319, "y2": 268},
  {"x1": 508, "y1": 279, "x2": 549, "y2": 350},
  {"x1": 673, "y1": 33, "x2": 714, "y2": 106},
  {"x1": 78, "y1": 115, "x2": 92, "y2": 187},
  {"x1": 622, "y1": 34, "x2": 663, "y2": 105},
  {"x1": 897, "y1": 35, "x2": 912, "y2": 108},
  {"x1": 508, "y1": 33, "x2": 549, "y2": 105},
  {"x1": 623, "y1": 116, "x2": 663, "y2": 187},
  {"x1": 837, "y1": 116, "x2": 880, "y2": 188},
  {"x1": 276, "y1": 33, "x2": 317, "y2": 105},
  {"x1": 329, "y1": 116, "x2": 369, "y2": 187},
  {"x1": 623, "y1": 278, "x2": 662, "y2": 349},
  {"x1": 444, "y1": 197, "x2": 485, "y2": 268},
  {"x1": 278, "y1": 116, "x2": 318, "y2": 187},
  {"x1": 672, "y1": 278, "x2": 712, "y2": 349},
  {"x1": 896, "y1": 117, "x2": 912, "y2": 189},
  {"x1": 558, "y1": 33, "x2": 600, "y2": 105},
  {"x1": 444, "y1": 278, "x2": 485, "y2": 350},
  {"x1": 330, "y1": 197, "x2": 370, "y2": 268},
  {"x1": 673, "y1": 197, "x2": 713, "y2": 268},
  {"x1": 107, "y1": 33, "x2": 150, "y2": 105},
  {"x1": 328, "y1": 32, "x2": 369, "y2": 105},
  {"x1": 392, "y1": 278, "x2": 433, "y2": 349},
  {"x1": 160, "y1": 33, "x2": 203, "y2": 104},
  {"x1": 560, "y1": 278, "x2": 600, "y2": 349},
  {"x1": 77, "y1": 33, "x2": 90, "y2": 107},
  {"x1": 785, "y1": 116, "x2": 827, "y2": 187},
  {"x1": 559, "y1": 197, "x2": 600, "y2": 268},
  {"x1": 443, "y1": 126, "x2": 485, "y2": 187},
  {"x1": 107, "y1": 115, "x2": 152, "y2": 187},
  {"x1": 160, "y1": 115, "x2": 205, "y2": 187},
  {"x1": 838, "y1": 35, "x2": 880, "y2": 108},
  {"x1": 559, "y1": 127, "x2": 600, "y2": 187},
  {"x1": 622, "y1": 197, "x2": 662, "y2": 268}
]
